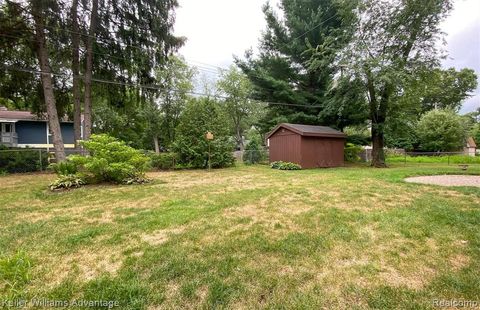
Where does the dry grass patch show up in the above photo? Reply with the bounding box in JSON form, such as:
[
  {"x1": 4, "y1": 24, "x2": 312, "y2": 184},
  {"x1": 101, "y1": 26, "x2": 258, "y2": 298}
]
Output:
[
  {"x1": 39, "y1": 247, "x2": 125, "y2": 287},
  {"x1": 222, "y1": 196, "x2": 312, "y2": 233},
  {"x1": 141, "y1": 227, "x2": 186, "y2": 246},
  {"x1": 15, "y1": 211, "x2": 55, "y2": 223}
]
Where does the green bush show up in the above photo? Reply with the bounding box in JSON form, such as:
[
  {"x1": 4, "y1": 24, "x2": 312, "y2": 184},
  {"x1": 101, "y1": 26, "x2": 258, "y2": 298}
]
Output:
[
  {"x1": 0, "y1": 145, "x2": 48, "y2": 173},
  {"x1": 149, "y1": 152, "x2": 176, "y2": 170},
  {"x1": 242, "y1": 140, "x2": 266, "y2": 164},
  {"x1": 50, "y1": 161, "x2": 77, "y2": 175},
  {"x1": 69, "y1": 134, "x2": 151, "y2": 184},
  {"x1": 344, "y1": 143, "x2": 362, "y2": 162},
  {"x1": 49, "y1": 174, "x2": 86, "y2": 191},
  {"x1": 271, "y1": 161, "x2": 302, "y2": 170},
  {"x1": 416, "y1": 109, "x2": 465, "y2": 151},
  {"x1": 270, "y1": 161, "x2": 283, "y2": 169}
]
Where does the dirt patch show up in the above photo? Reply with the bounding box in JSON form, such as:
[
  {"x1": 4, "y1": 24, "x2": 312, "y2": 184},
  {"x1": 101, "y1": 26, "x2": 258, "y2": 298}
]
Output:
[{"x1": 405, "y1": 175, "x2": 480, "y2": 187}]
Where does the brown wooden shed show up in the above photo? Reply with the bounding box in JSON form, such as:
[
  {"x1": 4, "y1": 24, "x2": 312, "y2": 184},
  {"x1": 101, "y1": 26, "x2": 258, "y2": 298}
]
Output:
[{"x1": 266, "y1": 123, "x2": 347, "y2": 168}]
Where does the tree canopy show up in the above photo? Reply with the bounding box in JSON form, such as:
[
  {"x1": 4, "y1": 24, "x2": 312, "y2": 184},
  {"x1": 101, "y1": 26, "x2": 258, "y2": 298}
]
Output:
[{"x1": 416, "y1": 109, "x2": 465, "y2": 152}]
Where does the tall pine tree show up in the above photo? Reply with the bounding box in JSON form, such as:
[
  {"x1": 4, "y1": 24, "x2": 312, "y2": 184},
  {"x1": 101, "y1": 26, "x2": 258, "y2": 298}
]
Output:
[{"x1": 235, "y1": 0, "x2": 358, "y2": 133}]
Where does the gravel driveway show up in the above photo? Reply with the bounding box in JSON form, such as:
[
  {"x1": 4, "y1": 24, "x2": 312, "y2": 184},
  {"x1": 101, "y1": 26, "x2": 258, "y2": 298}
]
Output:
[{"x1": 404, "y1": 175, "x2": 480, "y2": 187}]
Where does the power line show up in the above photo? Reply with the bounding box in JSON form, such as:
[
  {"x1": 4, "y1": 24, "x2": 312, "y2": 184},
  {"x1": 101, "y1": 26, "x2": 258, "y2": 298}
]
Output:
[
  {"x1": 0, "y1": 32, "x2": 221, "y2": 76},
  {"x1": 1, "y1": 64, "x2": 324, "y2": 109},
  {"x1": 0, "y1": 31, "x2": 297, "y2": 95},
  {"x1": 292, "y1": 12, "x2": 340, "y2": 41}
]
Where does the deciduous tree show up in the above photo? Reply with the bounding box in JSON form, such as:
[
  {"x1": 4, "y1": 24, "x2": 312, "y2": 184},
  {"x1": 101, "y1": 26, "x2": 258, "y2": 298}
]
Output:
[
  {"x1": 155, "y1": 56, "x2": 195, "y2": 148},
  {"x1": 217, "y1": 66, "x2": 258, "y2": 150},
  {"x1": 338, "y1": 0, "x2": 453, "y2": 167},
  {"x1": 416, "y1": 109, "x2": 465, "y2": 152}
]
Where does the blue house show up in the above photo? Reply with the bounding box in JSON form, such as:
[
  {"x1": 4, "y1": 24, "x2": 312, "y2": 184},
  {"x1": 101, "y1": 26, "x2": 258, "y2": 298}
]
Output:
[{"x1": 0, "y1": 106, "x2": 82, "y2": 148}]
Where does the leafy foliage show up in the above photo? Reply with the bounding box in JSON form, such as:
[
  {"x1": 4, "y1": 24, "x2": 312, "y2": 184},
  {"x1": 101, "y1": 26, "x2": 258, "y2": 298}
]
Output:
[
  {"x1": 49, "y1": 161, "x2": 77, "y2": 175},
  {"x1": 173, "y1": 98, "x2": 235, "y2": 168},
  {"x1": 149, "y1": 152, "x2": 176, "y2": 170},
  {"x1": 416, "y1": 109, "x2": 465, "y2": 152},
  {"x1": 92, "y1": 100, "x2": 147, "y2": 150},
  {"x1": 217, "y1": 66, "x2": 260, "y2": 149},
  {"x1": 69, "y1": 134, "x2": 150, "y2": 184},
  {"x1": 401, "y1": 68, "x2": 477, "y2": 113},
  {"x1": 154, "y1": 56, "x2": 196, "y2": 147},
  {"x1": 344, "y1": 143, "x2": 362, "y2": 162},
  {"x1": 49, "y1": 174, "x2": 86, "y2": 191},
  {"x1": 346, "y1": 134, "x2": 370, "y2": 146},
  {"x1": 384, "y1": 113, "x2": 418, "y2": 151},
  {"x1": 384, "y1": 67, "x2": 477, "y2": 150},
  {"x1": 270, "y1": 161, "x2": 301, "y2": 170},
  {"x1": 471, "y1": 124, "x2": 480, "y2": 147}
]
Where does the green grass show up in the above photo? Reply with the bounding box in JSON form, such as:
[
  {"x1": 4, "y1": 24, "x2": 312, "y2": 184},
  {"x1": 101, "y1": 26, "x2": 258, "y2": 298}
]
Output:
[
  {"x1": 0, "y1": 164, "x2": 479, "y2": 309},
  {"x1": 387, "y1": 154, "x2": 480, "y2": 164}
]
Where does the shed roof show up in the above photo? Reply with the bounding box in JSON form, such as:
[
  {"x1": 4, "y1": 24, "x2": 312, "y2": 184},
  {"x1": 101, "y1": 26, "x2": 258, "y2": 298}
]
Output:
[
  {"x1": 466, "y1": 137, "x2": 476, "y2": 148},
  {"x1": 266, "y1": 123, "x2": 347, "y2": 139}
]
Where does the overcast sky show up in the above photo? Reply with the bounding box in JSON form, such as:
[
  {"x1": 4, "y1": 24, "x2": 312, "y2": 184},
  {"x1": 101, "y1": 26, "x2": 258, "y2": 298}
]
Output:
[{"x1": 175, "y1": 0, "x2": 480, "y2": 113}]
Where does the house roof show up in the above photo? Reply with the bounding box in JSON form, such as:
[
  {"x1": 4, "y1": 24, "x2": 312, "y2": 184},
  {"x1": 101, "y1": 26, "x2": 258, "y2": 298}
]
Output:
[
  {"x1": 466, "y1": 137, "x2": 476, "y2": 148},
  {"x1": 0, "y1": 107, "x2": 74, "y2": 123},
  {"x1": 0, "y1": 109, "x2": 44, "y2": 122},
  {"x1": 266, "y1": 123, "x2": 347, "y2": 139}
]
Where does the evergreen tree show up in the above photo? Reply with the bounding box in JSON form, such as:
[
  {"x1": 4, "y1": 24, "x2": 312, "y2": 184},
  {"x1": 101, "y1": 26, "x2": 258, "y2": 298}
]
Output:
[
  {"x1": 173, "y1": 97, "x2": 235, "y2": 168},
  {"x1": 235, "y1": 0, "x2": 358, "y2": 132}
]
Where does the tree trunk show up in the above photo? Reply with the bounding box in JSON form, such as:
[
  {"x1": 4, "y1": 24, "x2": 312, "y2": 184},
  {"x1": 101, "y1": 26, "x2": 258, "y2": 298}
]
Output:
[
  {"x1": 371, "y1": 122, "x2": 386, "y2": 167},
  {"x1": 370, "y1": 81, "x2": 392, "y2": 168},
  {"x1": 71, "y1": 0, "x2": 82, "y2": 147},
  {"x1": 153, "y1": 136, "x2": 160, "y2": 154},
  {"x1": 31, "y1": 0, "x2": 66, "y2": 162},
  {"x1": 236, "y1": 127, "x2": 244, "y2": 151},
  {"x1": 83, "y1": 0, "x2": 98, "y2": 141}
]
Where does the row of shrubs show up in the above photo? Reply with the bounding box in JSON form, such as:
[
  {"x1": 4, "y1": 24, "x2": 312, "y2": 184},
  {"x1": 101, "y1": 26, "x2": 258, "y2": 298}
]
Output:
[{"x1": 0, "y1": 145, "x2": 48, "y2": 174}]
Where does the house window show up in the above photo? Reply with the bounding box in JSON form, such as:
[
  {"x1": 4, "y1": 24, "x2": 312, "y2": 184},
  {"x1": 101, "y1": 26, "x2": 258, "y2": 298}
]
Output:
[{"x1": 3, "y1": 123, "x2": 12, "y2": 133}]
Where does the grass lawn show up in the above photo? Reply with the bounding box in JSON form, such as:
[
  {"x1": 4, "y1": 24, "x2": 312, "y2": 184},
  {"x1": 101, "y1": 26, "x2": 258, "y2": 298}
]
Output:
[{"x1": 1, "y1": 164, "x2": 479, "y2": 309}]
